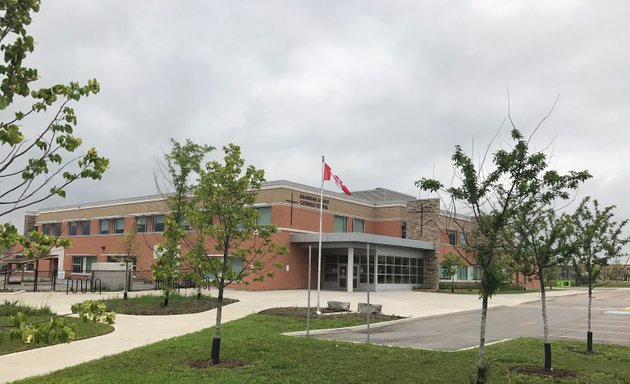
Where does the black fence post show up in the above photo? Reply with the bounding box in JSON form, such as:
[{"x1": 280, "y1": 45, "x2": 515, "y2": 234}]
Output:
[
  {"x1": 51, "y1": 269, "x2": 57, "y2": 291},
  {"x1": 33, "y1": 262, "x2": 39, "y2": 292}
]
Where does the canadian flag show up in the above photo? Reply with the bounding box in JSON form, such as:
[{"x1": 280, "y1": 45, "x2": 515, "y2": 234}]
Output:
[{"x1": 323, "y1": 162, "x2": 351, "y2": 196}]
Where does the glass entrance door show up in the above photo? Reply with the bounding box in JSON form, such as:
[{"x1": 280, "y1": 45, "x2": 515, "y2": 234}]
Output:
[{"x1": 339, "y1": 264, "x2": 347, "y2": 288}]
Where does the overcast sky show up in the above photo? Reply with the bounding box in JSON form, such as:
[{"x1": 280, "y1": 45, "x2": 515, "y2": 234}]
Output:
[{"x1": 7, "y1": 0, "x2": 630, "y2": 233}]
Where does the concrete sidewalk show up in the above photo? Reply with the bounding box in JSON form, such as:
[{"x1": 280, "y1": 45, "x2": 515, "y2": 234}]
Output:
[{"x1": 0, "y1": 288, "x2": 585, "y2": 383}]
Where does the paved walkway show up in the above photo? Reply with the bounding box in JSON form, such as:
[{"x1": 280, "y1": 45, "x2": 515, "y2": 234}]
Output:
[{"x1": 0, "y1": 288, "x2": 585, "y2": 383}]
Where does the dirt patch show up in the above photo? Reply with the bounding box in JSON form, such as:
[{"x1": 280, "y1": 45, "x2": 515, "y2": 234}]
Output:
[
  {"x1": 259, "y1": 307, "x2": 342, "y2": 316},
  {"x1": 259, "y1": 307, "x2": 404, "y2": 322},
  {"x1": 187, "y1": 359, "x2": 248, "y2": 369},
  {"x1": 509, "y1": 365, "x2": 581, "y2": 379},
  {"x1": 103, "y1": 296, "x2": 238, "y2": 316}
]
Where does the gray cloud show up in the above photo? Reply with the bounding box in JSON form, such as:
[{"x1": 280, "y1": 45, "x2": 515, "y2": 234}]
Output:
[{"x1": 5, "y1": 0, "x2": 629, "y2": 237}]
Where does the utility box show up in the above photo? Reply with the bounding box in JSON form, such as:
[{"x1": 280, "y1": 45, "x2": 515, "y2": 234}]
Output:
[
  {"x1": 92, "y1": 262, "x2": 129, "y2": 291},
  {"x1": 556, "y1": 280, "x2": 571, "y2": 288}
]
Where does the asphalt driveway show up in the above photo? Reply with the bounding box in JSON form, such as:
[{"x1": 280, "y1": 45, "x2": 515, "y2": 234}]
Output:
[{"x1": 306, "y1": 288, "x2": 630, "y2": 351}]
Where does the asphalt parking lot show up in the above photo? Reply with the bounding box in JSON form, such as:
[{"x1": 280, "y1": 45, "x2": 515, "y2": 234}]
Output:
[{"x1": 309, "y1": 288, "x2": 630, "y2": 351}]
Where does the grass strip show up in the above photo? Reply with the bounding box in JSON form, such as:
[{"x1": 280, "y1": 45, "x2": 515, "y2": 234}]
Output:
[{"x1": 13, "y1": 310, "x2": 630, "y2": 383}]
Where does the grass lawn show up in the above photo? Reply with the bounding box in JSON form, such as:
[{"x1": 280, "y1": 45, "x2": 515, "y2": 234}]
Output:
[
  {"x1": 13, "y1": 308, "x2": 630, "y2": 383},
  {"x1": 596, "y1": 281, "x2": 630, "y2": 288},
  {"x1": 101, "y1": 293, "x2": 238, "y2": 315},
  {"x1": 0, "y1": 301, "x2": 114, "y2": 356}
]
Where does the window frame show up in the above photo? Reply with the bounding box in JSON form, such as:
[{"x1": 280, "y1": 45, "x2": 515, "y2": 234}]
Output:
[
  {"x1": 80, "y1": 221, "x2": 91, "y2": 236},
  {"x1": 99, "y1": 219, "x2": 110, "y2": 235},
  {"x1": 136, "y1": 216, "x2": 147, "y2": 233},
  {"x1": 71, "y1": 256, "x2": 97, "y2": 274},
  {"x1": 152, "y1": 214, "x2": 165, "y2": 232},
  {"x1": 53, "y1": 222, "x2": 62, "y2": 237},
  {"x1": 115, "y1": 218, "x2": 125, "y2": 234},
  {"x1": 352, "y1": 218, "x2": 365, "y2": 233},
  {"x1": 255, "y1": 207, "x2": 272, "y2": 226},
  {"x1": 333, "y1": 215, "x2": 348, "y2": 233},
  {"x1": 69, "y1": 221, "x2": 78, "y2": 236},
  {"x1": 448, "y1": 229, "x2": 457, "y2": 245}
]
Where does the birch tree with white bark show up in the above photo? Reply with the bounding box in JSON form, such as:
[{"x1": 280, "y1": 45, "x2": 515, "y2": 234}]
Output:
[{"x1": 417, "y1": 120, "x2": 589, "y2": 382}]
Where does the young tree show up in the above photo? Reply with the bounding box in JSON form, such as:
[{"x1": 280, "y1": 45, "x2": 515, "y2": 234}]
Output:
[
  {"x1": 0, "y1": 0, "x2": 108, "y2": 248},
  {"x1": 417, "y1": 126, "x2": 590, "y2": 383},
  {"x1": 152, "y1": 139, "x2": 214, "y2": 306},
  {"x1": 0, "y1": 1, "x2": 109, "y2": 344},
  {"x1": 510, "y1": 207, "x2": 579, "y2": 371},
  {"x1": 119, "y1": 227, "x2": 139, "y2": 299},
  {"x1": 441, "y1": 252, "x2": 464, "y2": 293},
  {"x1": 193, "y1": 144, "x2": 286, "y2": 365},
  {"x1": 568, "y1": 197, "x2": 629, "y2": 353},
  {"x1": 182, "y1": 209, "x2": 214, "y2": 300}
]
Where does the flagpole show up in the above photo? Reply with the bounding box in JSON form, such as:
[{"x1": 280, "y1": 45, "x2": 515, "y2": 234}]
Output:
[
  {"x1": 367, "y1": 243, "x2": 371, "y2": 343},
  {"x1": 307, "y1": 245, "x2": 312, "y2": 337},
  {"x1": 316, "y1": 155, "x2": 325, "y2": 314}
]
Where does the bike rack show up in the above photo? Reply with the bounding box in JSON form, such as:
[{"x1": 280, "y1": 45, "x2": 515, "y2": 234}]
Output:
[{"x1": 91, "y1": 278, "x2": 102, "y2": 294}]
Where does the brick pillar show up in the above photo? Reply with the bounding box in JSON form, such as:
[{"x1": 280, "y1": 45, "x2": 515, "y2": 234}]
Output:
[{"x1": 406, "y1": 199, "x2": 441, "y2": 290}]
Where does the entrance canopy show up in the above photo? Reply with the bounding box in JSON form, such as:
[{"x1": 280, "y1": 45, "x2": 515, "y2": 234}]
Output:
[
  {"x1": 290, "y1": 232, "x2": 435, "y2": 251},
  {"x1": 290, "y1": 233, "x2": 435, "y2": 291}
]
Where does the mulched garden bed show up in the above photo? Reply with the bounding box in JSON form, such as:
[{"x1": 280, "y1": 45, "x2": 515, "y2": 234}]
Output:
[{"x1": 259, "y1": 307, "x2": 404, "y2": 322}]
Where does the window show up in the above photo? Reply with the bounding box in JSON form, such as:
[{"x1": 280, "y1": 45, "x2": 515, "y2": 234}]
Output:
[
  {"x1": 376, "y1": 255, "x2": 423, "y2": 285},
  {"x1": 352, "y1": 218, "x2": 364, "y2": 233},
  {"x1": 53, "y1": 223, "x2": 61, "y2": 236},
  {"x1": 69, "y1": 221, "x2": 78, "y2": 236},
  {"x1": 355, "y1": 253, "x2": 375, "y2": 284},
  {"x1": 460, "y1": 231, "x2": 468, "y2": 245},
  {"x1": 256, "y1": 207, "x2": 271, "y2": 225},
  {"x1": 401, "y1": 221, "x2": 407, "y2": 239},
  {"x1": 72, "y1": 256, "x2": 96, "y2": 273},
  {"x1": 472, "y1": 266, "x2": 481, "y2": 280},
  {"x1": 206, "y1": 256, "x2": 243, "y2": 281},
  {"x1": 115, "y1": 218, "x2": 125, "y2": 234},
  {"x1": 42, "y1": 223, "x2": 51, "y2": 235},
  {"x1": 153, "y1": 215, "x2": 164, "y2": 232},
  {"x1": 100, "y1": 219, "x2": 110, "y2": 235},
  {"x1": 448, "y1": 230, "x2": 457, "y2": 245},
  {"x1": 80, "y1": 221, "x2": 91, "y2": 236},
  {"x1": 333, "y1": 215, "x2": 348, "y2": 233},
  {"x1": 136, "y1": 216, "x2": 147, "y2": 233}
]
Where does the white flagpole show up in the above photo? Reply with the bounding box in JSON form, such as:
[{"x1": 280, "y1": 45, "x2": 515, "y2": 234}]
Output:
[
  {"x1": 307, "y1": 245, "x2": 312, "y2": 337},
  {"x1": 367, "y1": 243, "x2": 371, "y2": 343},
  {"x1": 316, "y1": 155, "x2": 325, "y2": 314}
]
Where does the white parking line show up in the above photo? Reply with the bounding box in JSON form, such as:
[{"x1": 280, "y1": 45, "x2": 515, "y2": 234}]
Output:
[{"x1": 456, "y1": 339, "x2": 511, "y2": 351}]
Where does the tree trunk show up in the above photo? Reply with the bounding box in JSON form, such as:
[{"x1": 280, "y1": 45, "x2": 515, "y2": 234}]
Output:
[
  {"x1": 539, "y1": 268, "x2": 552, "y2": 371},
  {"x1": 212, "y1": 251, "x2": 229, "y2": 365},
  {"x1": 587, "y1": 283, "x2": 593, "y2": 353},
  {"x1": 212, "y1": 278, "x2": 224, "y2": 364},
  {"x1": 162, "y1": 283, "x2": 170, "y2": 307},
  {"x1": 451, "y1": 275, "x2": 455, "y2": 293},
  {"x1": 477, "y1": 292, "x2": 489, "y2": 384}
]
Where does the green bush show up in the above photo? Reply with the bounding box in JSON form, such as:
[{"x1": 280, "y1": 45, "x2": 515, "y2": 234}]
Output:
[{"x1": 0, "y1": 300, "x2": 53, "y2": 316}]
